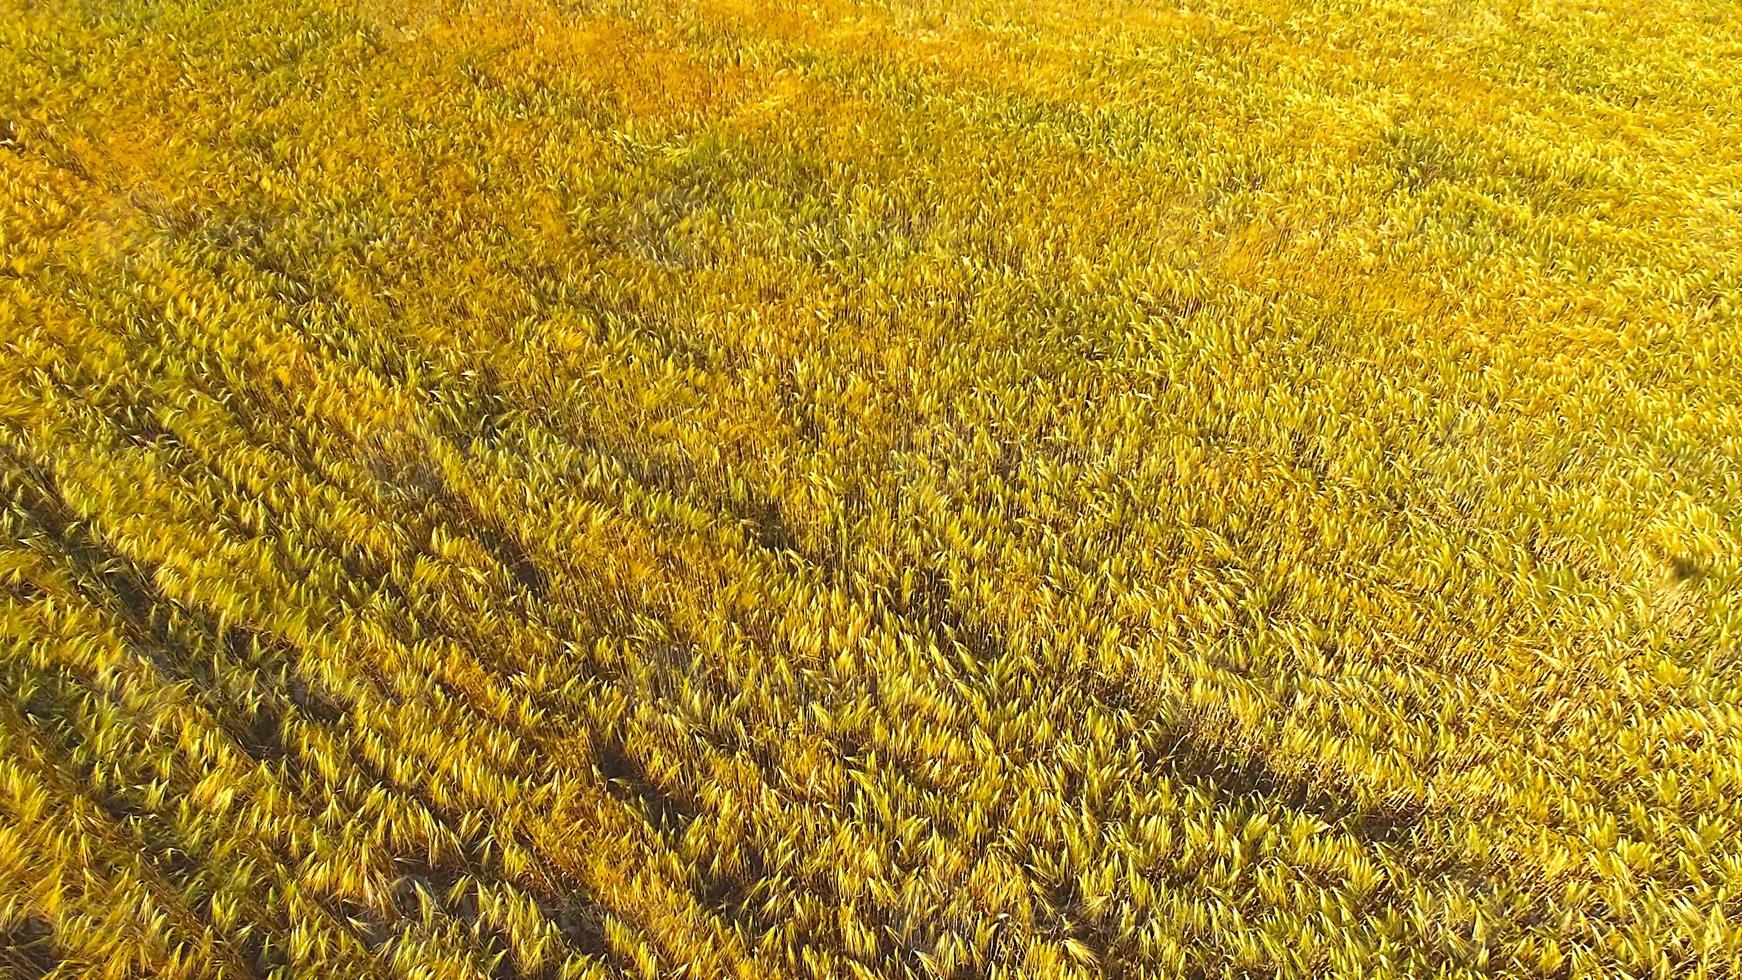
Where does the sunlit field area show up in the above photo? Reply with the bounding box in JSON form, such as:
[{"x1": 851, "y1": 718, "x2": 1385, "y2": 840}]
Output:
[{"x1": 3, "y1": 0, "x2": 1740, "y2": 975}]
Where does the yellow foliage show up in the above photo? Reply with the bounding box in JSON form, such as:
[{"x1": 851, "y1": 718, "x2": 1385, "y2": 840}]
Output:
[{"x1": 2, "y1": 0, "x2": 1740, "y2": 976}]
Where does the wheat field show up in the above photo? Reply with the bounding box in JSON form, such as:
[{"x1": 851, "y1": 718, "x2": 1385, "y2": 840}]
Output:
[{"x1": 2, "y1": 0, "x2": 1740, "y2": 976}]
